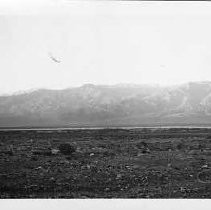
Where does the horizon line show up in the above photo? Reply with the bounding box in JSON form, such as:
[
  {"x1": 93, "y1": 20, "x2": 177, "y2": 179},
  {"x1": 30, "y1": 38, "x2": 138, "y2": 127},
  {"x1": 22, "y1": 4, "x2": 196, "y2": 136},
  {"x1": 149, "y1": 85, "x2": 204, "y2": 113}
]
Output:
[{"x1": 1, "y1": 80, "x2": 211, "y2": 96}]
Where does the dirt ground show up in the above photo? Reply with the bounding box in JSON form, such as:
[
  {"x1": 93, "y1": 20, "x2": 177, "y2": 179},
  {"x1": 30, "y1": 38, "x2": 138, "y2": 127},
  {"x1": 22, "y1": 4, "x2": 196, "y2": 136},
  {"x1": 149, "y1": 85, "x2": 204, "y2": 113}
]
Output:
[{"x1": 0, "y1": 127, "x2": 211, "y2": 198}]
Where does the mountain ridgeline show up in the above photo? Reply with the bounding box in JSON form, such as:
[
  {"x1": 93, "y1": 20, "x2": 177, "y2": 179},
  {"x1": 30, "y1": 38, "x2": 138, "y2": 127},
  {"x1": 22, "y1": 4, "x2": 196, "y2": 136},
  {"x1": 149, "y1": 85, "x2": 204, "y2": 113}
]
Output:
[{"x1": 1, "y1": 82, "x2": 211, "y2": 127}]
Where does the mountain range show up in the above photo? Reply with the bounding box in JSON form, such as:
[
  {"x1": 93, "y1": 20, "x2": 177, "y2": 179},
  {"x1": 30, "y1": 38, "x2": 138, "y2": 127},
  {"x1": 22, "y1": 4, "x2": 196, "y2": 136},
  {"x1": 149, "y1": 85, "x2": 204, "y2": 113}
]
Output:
[{"x1": 1, "y1": 82, "x2": 211, "y2": 127}]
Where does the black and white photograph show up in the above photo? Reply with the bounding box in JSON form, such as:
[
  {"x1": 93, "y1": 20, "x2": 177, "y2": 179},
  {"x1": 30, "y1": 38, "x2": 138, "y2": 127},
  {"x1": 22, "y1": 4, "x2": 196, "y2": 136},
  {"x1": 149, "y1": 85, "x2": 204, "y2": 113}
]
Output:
[{"x1": 1, "y1": 0, "x2": 211, "y2": 202}]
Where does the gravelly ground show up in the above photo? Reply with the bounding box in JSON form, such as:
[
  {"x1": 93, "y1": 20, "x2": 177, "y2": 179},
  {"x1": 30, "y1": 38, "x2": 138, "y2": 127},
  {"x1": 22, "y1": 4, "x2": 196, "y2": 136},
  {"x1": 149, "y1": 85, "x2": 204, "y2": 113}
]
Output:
[{"x1": 0, "y1": 128, "x2": 211, "y2": 198}]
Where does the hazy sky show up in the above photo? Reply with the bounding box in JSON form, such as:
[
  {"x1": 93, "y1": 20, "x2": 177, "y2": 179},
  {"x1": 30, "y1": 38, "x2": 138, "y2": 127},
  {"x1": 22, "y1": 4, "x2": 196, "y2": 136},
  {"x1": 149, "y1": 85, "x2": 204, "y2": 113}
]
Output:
[{"x1": 1, "y1": 1, "x2": 211, "y2": 94}]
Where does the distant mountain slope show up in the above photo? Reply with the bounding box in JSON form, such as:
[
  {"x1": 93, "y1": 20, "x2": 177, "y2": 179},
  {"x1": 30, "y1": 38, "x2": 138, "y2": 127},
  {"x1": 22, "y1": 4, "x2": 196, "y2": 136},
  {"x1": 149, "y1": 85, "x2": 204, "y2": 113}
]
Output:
[{"x1": 1, "y1": 82, "x2": 211, "y2": 127}]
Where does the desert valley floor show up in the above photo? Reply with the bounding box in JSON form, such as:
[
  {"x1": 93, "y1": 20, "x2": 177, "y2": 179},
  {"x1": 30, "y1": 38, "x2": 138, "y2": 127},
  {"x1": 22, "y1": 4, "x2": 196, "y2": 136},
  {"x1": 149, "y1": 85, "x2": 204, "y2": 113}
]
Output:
[{"x1": 0, "y1": 127, "x2": 211, "y2": 198}]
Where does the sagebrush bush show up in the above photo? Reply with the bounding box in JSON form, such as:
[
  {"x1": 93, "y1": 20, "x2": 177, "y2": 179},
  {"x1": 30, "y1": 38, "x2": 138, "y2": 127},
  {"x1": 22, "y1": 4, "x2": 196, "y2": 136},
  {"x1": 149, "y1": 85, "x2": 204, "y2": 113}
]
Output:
[{"x1": 58, "y1": 143, "x2": 75, "y2": 155}]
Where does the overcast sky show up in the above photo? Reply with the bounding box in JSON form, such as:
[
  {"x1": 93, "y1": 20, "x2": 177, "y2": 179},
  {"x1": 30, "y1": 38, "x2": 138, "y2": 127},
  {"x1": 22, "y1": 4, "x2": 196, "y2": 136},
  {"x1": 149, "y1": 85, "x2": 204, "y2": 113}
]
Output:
[{"x1": 1, "y1": 1, "x2": 211, "y2": 94}]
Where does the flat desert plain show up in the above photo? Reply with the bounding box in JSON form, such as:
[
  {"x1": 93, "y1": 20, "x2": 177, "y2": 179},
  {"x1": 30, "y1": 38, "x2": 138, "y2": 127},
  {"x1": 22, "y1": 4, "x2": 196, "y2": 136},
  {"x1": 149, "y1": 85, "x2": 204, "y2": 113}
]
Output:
[{"x1": 0, "y1": 128, "x2": 211, "y2": 198}]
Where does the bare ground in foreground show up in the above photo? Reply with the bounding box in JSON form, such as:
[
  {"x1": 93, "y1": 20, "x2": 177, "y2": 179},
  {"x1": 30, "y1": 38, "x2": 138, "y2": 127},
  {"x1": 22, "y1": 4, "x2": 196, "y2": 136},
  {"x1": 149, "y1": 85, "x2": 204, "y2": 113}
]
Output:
[{"x1": 0, "y1": 128, "x2": 211, "y2": 198}]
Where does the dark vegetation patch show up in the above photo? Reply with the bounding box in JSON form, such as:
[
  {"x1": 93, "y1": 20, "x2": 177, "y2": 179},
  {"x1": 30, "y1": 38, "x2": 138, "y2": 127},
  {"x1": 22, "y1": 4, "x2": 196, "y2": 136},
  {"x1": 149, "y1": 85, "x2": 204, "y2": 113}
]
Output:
[{"x1": 58, "y1": 143, "x2": 76, "y2": 155}]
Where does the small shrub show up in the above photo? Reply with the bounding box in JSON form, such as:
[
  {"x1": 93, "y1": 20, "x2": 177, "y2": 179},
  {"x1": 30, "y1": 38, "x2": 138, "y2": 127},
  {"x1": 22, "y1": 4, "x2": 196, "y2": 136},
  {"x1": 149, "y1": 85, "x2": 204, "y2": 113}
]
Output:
[
  {"x1": 31, "y1": 155, "x2": 38, "y2": 161},
  {"x1": 2, "y1": 145, "x2": 14, "y2": 156},
  {"x1": 136, "y1": 141, "x2": 148, "y2": 149},
  {"x1": 2, "y1": 150, "x2": 13, "y2": 156},
  {"x1": 176, "y1": 143, "x2": 183, "y2": 150},
  {"x1": 32, "y1": 149, "x2": 52, "y2": 156},
  {"x1": 58, "y1": 143, "x2": 76, "y2": 155}
]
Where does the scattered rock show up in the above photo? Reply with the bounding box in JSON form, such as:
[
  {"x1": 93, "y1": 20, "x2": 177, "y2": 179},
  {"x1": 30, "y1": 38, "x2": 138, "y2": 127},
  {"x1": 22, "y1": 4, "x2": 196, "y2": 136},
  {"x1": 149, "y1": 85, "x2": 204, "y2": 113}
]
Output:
[
  {"x1": 202, "y1": 164, "x2": 209, "y2": 168},
  {"x1": 116, "y1": 174, "x2": 122, "y2": 179},
  {"x1": 51, "y1": 149, "x2": 60, "y2": 155},
  {"x1": 49, "y1": 177, "x2": 56, "y2": 182},
  {"x1": 137, "y1": 152, "x2": 143, "y2": 157}
]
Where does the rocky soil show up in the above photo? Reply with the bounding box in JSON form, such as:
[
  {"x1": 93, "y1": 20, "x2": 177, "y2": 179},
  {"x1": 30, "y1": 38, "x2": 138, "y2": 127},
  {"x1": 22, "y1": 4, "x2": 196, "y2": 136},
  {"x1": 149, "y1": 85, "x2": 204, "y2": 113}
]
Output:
[{"x1": 0, "y1": 128, "x2": 211, "y2": 198}]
